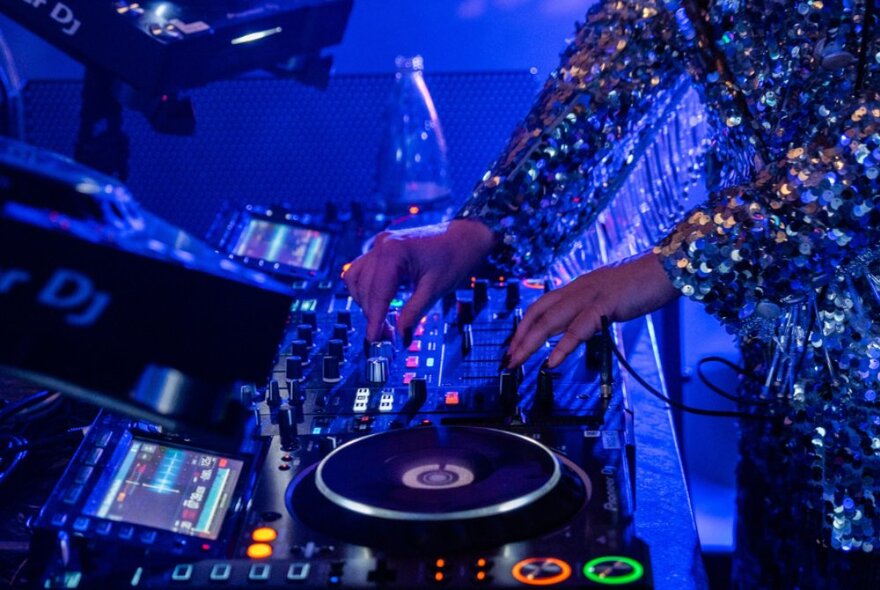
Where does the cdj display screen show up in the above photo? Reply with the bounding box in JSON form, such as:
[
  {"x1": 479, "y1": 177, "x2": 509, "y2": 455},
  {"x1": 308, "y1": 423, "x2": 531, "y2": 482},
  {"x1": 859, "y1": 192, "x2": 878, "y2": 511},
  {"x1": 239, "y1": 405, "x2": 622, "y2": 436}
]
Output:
[
  {"x1": 231, "y1": 218, "x2": 330, "y2": 272},
  {"x1": 82, "y1": 438, "x2": 244, "y2": 540}
]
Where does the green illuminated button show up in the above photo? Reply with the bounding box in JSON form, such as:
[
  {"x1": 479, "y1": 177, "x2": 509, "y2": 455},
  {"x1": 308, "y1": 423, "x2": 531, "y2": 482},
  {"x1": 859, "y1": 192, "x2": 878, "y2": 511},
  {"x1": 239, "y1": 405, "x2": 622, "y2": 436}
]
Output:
[{"x1": 582, "y1": 556, "x2": 644, "y2": 585}]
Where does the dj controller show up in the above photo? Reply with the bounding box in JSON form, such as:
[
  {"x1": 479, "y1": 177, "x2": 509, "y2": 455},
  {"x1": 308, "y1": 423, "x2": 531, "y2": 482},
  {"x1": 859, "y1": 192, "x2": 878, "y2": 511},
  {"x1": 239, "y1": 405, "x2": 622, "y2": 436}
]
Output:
[{"x1": 24, "y1": 199, "x2": 654, "y2": 588}]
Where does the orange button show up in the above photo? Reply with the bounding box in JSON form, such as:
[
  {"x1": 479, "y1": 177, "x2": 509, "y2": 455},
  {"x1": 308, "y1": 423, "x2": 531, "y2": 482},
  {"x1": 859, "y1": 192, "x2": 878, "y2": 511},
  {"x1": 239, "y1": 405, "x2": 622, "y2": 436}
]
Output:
[
  {"x1": 251, "y1": 527, "x2": 278, "y2": 543},
  {"x1": 445, "y1": 392, "x2": 460, "y2": 406},
  {"x1": 246, "y1": 543, "x2": 273, "y2": 559},
  {"x1": 511, "y1": 557, "x2": 572, "y2": 586}
]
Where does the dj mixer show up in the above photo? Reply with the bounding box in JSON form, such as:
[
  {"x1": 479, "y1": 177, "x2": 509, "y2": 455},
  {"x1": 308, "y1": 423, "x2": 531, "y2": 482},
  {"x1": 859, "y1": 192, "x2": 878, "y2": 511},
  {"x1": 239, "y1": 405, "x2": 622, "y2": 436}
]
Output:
[{"x1": 23, "y1": 199, "x2": 653, "y2": 588}]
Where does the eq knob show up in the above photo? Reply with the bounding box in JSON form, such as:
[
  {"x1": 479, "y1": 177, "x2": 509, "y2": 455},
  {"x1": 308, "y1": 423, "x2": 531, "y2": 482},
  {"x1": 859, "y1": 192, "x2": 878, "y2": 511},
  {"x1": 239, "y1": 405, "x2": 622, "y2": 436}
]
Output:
[
  {"x1": 505, "y1": 280, "x2": 521, "y2": 309},
  {"x1": 322, "y1": 355, "x2": 342, "y2": 383},
  {"x1": 336, "y1": 310, "x2": 353, "y2": 331},
  {"x1": 332, "y1": 323, "x2": 349, "y2": 346},
  {"x1": 290, "y1": 340, "x2": 310, "y2": 365},
  {"x1": 286, "y1": 356, "x2": 305, "y2": 382},
  {"x1": 278, "y1": 403, "x2": 298, "y2": 450},
  {"x1": 296, "y1": 324, "x2": 314, "y2": 348},
  {"x1": 369, "y1": 341, "x2": 394, "y2": 360},
  {"x1": 327, "y1": 339, "x2": 345, "y2": 363},
  {"x1": 367, "y1": 357, "x2": 389, "y2": 385},
  {"x1": 301, "y1": 310, "x2": 318, "y2": 331},
  {"x1": 267, "y1": 379, "x2": 282, "y2": 407}
]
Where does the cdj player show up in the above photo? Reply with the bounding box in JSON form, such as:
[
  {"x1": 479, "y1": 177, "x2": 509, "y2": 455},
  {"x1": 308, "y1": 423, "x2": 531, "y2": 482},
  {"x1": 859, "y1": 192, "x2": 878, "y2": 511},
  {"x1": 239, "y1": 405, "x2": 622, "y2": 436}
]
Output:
[{"x1": 26, "y1": 202, "x2": 654, "y2": 588}]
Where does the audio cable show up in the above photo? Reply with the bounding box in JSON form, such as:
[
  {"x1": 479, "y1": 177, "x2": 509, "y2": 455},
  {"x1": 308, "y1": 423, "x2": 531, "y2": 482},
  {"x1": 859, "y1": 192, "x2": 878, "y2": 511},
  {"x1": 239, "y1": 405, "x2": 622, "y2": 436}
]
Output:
[{"x1": 601, "y1": 317, "x2": 778, "y2": 420}]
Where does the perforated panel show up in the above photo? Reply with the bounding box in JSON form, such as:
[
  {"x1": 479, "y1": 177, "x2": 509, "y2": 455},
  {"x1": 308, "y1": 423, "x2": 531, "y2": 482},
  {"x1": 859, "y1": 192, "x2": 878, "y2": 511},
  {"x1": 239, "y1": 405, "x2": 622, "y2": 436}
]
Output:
[{"x1": 24, "y1": 72, "x2": 538, "y2": 237}]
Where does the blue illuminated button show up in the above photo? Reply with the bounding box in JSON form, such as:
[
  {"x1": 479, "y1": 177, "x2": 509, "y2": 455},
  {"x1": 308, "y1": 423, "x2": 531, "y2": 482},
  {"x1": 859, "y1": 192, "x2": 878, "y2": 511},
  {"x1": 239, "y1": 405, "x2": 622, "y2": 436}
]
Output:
[
  {"x1": 73, "y1": 466, "x2": 93, "y2": 484},
  {"x1": 50, "y1": 513, "x2": 68, "y2": 527},
  {"x1": 287, "y1": 563, "x2": 310, "y2": 581},
  {"x1": 171, "y1": 564, "x2": 193, "y2": 582},
  {"x1": 139, "y1": 530, "x2": 157, "y2": 545},
  {"x1": 95, "y1": 521, "x2": 112, "y2": 536},
  {"x1": 582, "y1": 556, "x2": 644, "y2": 585},
  {"x1": 118, "y1": 524, "x2": 134, "y2": 540},
  {"x1": 72, "y1": 517, "x2": 90, "y2": 532},
  {"x1": 62, "y1": 484, "x2": 83, "y2": 504},
  {"x1": 84, "y1": 448, "x2": 104, "y2": 466},
  {"x1": 95, "y1": 430, "x2": 113, "y2": 447},
  {"x1": 210, "y1": 563, "x2": 232, "y2": 582},
  {"x1": 249, "y1": 563, "x2": 272, "y2": 581}
]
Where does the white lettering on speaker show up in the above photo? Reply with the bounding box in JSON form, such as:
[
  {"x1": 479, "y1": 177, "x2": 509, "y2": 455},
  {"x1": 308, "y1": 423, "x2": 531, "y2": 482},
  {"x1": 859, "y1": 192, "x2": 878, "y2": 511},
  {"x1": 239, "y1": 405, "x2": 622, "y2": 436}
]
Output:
[{"x1": 37, "y1": 269, "x2": 111, "y2": 326}]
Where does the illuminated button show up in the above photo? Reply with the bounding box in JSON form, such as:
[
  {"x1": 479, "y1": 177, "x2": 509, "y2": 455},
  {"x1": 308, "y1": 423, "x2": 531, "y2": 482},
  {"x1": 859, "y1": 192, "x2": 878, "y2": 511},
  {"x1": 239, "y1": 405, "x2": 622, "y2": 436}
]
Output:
[
  {"x1": 408, "y1": 340, "x2": 423, "y2": 352},
  {"x1": 414, "y1": 325, "x2": 426, "y2": 337},
  {"x1": 511, "y1": 557, "x2": 572, "y2": 586},
  {"x1": 251, "y1": 527, "x2": 278, "y2": 543},
  {"x1": 95, "y1": 430, "x2": 113, "y2": 447},
  {"x1": 582, "y1": 556, "x2": 644, "y2": 585},
  {"x1": 210, "y1": 563, "x2": 232, "y2": 581},
  {"x1": 445, "y1": 392, "x2": 460, "y2": 406},
  {"x1": 405, "y1": 356, "x2": 420, "y2": 369},
  {"x1": 84, "y1": 448, "x2": 104, "y2": 465},
  {"x1": 50, "y1": 513, "x2": 68, "y2": 527},
  {"x1": 73, "y1": 466, "x2": 93, "y2": 484},
  {"x1": 434, "y1": 559, "x2": 446, "y2": 569},
  {"x1": 287, "y1": 563, "x2": 310, "y2": 581},
  {"x1": 171, "y1": 564, "x2": 193, "y2": 582},
  {"x1": 95, "y1": 521, "x2": 112, "y2": 536},
  {"x1": 247, "y1": 543, "x2": 273, "y2": 559},
  {"x1": 72, "y1": 517, "x2": 90, "y2": 532},
  {"x1": 118, "y1": 524, "x2": 134, "y2": 540},
  {"x1": 140, "y1": 531, "x2": 157, "y2": 544},
  {"x1": 249, "y1": 563, "x2": 272, "y2": 581},
  {"x1": 434, "y1": 571, "x2": 445, "y2": 582},
  {"x1": 476, "y1": 571, "x2": 488, "y2": 582},
  {"x1": 63, "y1": 484, "x2": 83, "y2": 504},
  {"x1": 402, "y1": 372, "x2": 417, "y2": 385}
]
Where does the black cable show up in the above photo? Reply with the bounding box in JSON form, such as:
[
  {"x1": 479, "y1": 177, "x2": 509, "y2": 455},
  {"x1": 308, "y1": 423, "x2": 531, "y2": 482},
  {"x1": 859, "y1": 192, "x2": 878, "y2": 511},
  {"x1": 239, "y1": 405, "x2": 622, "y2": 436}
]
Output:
[
  {"x1": 696, "y1": 356, "x2": 774, "y2": 406},
  {"x1": 0, "y1": 390, "x2": 57, "y2": 426},
  {"x1": 0, "y1": 428, "x2": 86, "y2": 455},
  {"x1": 601, "y1": 317, "x2": 776, "y2": 420}
]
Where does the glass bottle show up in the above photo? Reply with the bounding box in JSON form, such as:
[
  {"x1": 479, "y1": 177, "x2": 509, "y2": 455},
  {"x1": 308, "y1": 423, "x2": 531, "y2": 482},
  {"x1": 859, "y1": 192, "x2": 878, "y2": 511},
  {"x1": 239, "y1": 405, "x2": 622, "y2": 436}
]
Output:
[{"x1": 375, "y1": 55, "x2": 451, "y2": 215}]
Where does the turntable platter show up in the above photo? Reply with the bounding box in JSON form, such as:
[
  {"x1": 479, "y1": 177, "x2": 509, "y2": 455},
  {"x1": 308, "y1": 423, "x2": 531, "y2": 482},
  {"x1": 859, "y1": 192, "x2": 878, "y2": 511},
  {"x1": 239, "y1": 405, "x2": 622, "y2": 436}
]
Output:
[{"x1": 286, "y1": 426, "x2": 589, "y2": 552}]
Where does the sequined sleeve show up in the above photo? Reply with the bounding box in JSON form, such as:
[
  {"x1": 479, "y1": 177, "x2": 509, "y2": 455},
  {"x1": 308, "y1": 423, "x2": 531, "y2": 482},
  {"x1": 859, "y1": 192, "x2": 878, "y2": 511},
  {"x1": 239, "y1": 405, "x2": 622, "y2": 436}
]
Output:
[
  {"x1": 655, "y1": 104, "x2": 880, "y2": 334},
  {"x1": 456, "y1": 0, "x2": 688, "y2": 276}
]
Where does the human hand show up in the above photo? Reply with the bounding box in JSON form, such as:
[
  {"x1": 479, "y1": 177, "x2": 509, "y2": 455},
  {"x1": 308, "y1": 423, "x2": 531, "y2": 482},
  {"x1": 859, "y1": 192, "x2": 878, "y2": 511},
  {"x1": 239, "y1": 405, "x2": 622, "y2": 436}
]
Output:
[
  {"x1": 505, "y1": 252, "x2": 679, "y2": 369},
  {"x1": 344, "y1": 219, "x2": 496, "y2": 343}
]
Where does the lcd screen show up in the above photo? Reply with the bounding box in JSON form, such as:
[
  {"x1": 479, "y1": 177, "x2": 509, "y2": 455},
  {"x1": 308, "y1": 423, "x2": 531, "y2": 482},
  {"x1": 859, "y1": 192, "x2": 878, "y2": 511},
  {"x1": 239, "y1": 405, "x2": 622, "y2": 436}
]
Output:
[
  {"x1": 82, "y1": 438, "x2": 244, "y2": 540},
  {"x1": 231, "y1": 218, "x2": 329, "y2": 272}
]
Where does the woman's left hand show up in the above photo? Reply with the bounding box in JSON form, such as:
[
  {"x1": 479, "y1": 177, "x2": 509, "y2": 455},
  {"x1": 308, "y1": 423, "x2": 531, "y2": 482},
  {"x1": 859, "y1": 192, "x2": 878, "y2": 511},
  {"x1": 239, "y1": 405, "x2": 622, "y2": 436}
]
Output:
[{"x1": 505, "y1": 251, "x2": 680, "y2": 369}]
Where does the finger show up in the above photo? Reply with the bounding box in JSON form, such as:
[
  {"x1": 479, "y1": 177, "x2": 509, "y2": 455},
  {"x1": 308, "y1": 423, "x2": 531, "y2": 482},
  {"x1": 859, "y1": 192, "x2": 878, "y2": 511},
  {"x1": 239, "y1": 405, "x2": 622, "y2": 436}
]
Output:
[
  {"x1": 506, "y1": 291, "x2": 559, "y2": 354},
  {"x1": 547, "y1": 309, "x2": 602, "y2": 368},
  {"x1": 397, "y1": 275, "x2": 440, "y2": 345},
  {"x1": 507, "y1": 304, "x2": 570, "y2": 368},
  {"x1": 359, "y1": 254, "x2": 405, "y2": 342}
]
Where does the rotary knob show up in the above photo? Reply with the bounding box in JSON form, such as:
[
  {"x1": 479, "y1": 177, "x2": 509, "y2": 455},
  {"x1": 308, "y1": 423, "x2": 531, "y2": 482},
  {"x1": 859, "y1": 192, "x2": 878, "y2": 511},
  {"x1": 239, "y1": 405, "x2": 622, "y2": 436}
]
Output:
[
  {"x1": 336, "y1": 310, "x2": 353, "y2": 330},
  {"x1": 505, "y1": 280, "x2": 521, "y2": 309},
  {"x1": 296, "y1": 324, "x2": 314, "y2": 348},
  {"x1": 290, "y1": 339, "x2": 310, "y2": 365},
  {"x1": 332, "y1": 323, "x2": 349, "y2": 346},
  {"x1": 367, "y1": 357, "x2": 389, "y2": 385},
  {"x1": 322, "y1": 355, "x2": 342, "y2": 383}
]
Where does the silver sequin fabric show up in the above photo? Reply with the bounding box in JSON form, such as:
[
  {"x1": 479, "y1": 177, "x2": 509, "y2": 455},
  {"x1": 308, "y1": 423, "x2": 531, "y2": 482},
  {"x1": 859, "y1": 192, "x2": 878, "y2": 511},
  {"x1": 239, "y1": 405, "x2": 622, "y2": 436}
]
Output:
[{"x1": 457, "y1": 0, "x2": 880, "y2": 586}]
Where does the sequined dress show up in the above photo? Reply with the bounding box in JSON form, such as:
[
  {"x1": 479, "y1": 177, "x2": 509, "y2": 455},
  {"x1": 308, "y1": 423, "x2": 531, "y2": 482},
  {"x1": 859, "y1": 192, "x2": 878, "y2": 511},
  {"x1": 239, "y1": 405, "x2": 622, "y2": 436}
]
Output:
[{"x1": 456, "y1": 0, "x2": 880, "y2": 587}]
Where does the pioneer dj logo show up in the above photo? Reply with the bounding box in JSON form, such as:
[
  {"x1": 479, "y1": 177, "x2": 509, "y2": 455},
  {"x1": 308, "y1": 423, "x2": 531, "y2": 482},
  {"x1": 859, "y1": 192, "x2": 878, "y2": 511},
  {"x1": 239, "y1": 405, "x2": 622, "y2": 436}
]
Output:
[
  {"x1": 20, "y1": 0, "x2": 81, "y2": 36},
  {"x1": 602, "y1": 466, "x2": 619, "y2": 513},
  {"x1": 0, "y1": 267, "x2": 111, "y2": 326}
]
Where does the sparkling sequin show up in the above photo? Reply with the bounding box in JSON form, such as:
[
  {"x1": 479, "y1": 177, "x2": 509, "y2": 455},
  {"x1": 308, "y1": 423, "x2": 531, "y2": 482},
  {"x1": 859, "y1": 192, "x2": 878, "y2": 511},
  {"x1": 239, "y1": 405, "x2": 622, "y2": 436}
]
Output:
[{"x1": 456, "y1": 0, "x2": 879, "y2": 585}]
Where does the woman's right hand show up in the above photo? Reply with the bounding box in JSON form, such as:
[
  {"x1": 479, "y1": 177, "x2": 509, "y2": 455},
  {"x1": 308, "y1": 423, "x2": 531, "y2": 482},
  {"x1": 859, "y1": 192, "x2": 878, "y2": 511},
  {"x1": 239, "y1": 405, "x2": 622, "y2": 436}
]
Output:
[{"x1": 344, "y1": 219, "x2": 496, "y2": 344}]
